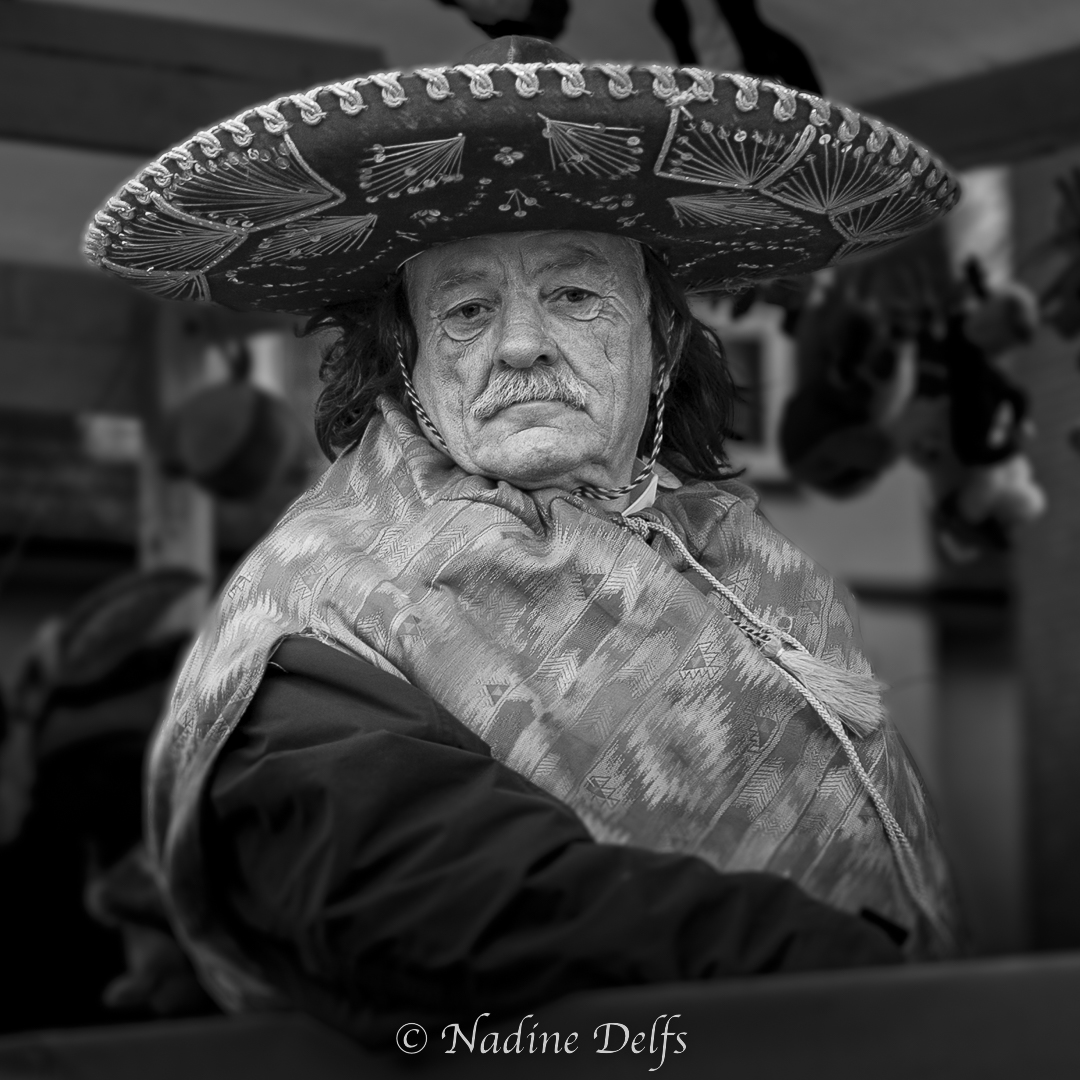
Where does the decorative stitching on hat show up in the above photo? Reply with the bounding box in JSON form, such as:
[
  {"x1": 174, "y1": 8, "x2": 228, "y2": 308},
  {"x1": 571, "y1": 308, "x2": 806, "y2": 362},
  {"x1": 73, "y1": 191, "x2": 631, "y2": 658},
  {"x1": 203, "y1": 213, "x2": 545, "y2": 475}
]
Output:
[
  {"x1": 124, "y1": 180, "x2": 154, "y2": 204},
  {"x1": 143, "y1": 162, "x2": 173, "y2": 187},
  {"x1": 84, "y1": 54, "x2": 959, "y2": 312},
  {"x1": 217, "y1": 119, "x2": 255, "y2": 148},
  {"x1": 541, "y1": 114, "x2": 643, "y2": 178},
  {"x1": 454, "y1": 64, "x2": 501, "y2": 99},
  {"x1": 648, "y1": 65, "x2": 679, "y2": 101},
  {"x1": 98, "y1": 267, "x2": 210, "y2": 304},
  {"x1": 887, "y1": 129, "x2": 911, "y2": 166},
  {"x1": 84, "y1": 226, "x2": 107, "y2": 261},
  {"x1": 551, "y1": 62, "x2": 591, "y2": 98},
  {"x1": 325, "y1": 80, "x2": 367, "y2": 114},
  {"x1": 94, "y1": 211, "x2": 122, "y2": 234},
  {"x1": 250, "y1": 212, "x2": 377, "y2": 263},
  {"x1": 837, "y1": 106, "x2": 861, "y2": 143},
  {"x1": 661, "y1": 68, "x2": 717, "y2": 110},
  {"x1": 106, "y1": 197, "x2": 134, "y2": 220},
  {"x1": 725, "y1": 73, "x2": 760, "y2": 112},
  {"x1": 289, "y1": 92, "x2": 327, "y2": 125},
  {"x1": 368, "y1": 72, "x2": 407, "y2": 108},
  {"x1": 801, "y1": 92, "x2": 830, "y2": 126},
  {"x1": 768, "y1": 82, "x2": 798, "y2": 122},
  {"x1": 669, "y1": 190, "x2": 801, "y2": 227},
  {"x1": 358, "y1": 134, "x2": 465, "y2": 201},
  {"x1": 191, "y1": 131, "x2": 224, "y2": 158},
  {"x1": 682, "y1": 68, "x2": 716, "y2": 101},
  {"x1": 498, "y1": 187, "x2": 539, "y2": 216},
  {"x1": 505, "y1": 62, "x2": 543, "y2": 97},
  {"x1": 254, "y1": 102, "x2": 290, "y2": 134},
  {"x1": 596, "y1": 63, "x2": 635, "y2": 99},
  {"x1": 865, "y1": 117, "x2": 888, "y2": 154},
  {"x1": 653, "y1": 104, "x2": 815, "y2": 190},
  {"x1": 415, "y1": 69, "x2": 453, "y2": 101},
  {"x1": 161, "y1": 146, "x2": 196, "y2": 170}
]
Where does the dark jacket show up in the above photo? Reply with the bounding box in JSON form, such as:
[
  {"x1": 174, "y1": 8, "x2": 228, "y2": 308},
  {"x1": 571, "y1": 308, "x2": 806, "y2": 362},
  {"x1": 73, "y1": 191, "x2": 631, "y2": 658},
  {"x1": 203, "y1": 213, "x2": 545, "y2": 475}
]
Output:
[{"x1": 203, "y1": 636, "x2": 902, "y2": 1046}]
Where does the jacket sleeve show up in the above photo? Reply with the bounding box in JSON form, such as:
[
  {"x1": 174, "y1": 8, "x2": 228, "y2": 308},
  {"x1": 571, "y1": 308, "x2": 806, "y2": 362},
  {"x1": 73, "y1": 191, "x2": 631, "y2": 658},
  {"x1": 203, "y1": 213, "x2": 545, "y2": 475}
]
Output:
[{"x1": 202, "y1": 637, "x2": 902, "y2": 1043}]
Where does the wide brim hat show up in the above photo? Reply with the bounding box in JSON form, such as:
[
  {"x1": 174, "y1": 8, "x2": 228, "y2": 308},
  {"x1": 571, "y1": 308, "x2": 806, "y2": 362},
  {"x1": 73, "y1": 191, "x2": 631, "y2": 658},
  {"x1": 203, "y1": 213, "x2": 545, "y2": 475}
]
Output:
[{"x1": 84, "y1": 37, "x2": 959, "y2": 316}]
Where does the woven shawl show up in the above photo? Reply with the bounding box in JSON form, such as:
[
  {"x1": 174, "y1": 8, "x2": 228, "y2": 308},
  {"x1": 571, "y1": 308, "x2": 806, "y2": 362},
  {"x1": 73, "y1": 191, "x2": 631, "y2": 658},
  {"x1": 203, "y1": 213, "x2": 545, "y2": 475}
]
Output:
[{"x1": 148, "y1": 396, "x2": 955, "y2": 1007}]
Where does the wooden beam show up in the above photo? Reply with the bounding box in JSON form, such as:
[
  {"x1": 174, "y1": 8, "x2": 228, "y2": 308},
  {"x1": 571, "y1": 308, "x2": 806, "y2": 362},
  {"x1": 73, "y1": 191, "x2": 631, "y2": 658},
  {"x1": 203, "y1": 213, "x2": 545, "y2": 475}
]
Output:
[
  {"x1": 0, "y1": 261, "x2": 298, "y2": 414},
  {"x1": 0, "y1": 336, "x2": 142, "y2": 415},
  {"x1": 0, "y1": 262, "x2": 149, "y2": 414},
  {"x1": 862, "y1": 43, "x2": 1080, "y2": 170},
  {"x1": 0, "y1": 1, "x2": 384, "y2": 155},
  {"x1": 0, "y1": 260, "x2": 140, "y2": 344}
]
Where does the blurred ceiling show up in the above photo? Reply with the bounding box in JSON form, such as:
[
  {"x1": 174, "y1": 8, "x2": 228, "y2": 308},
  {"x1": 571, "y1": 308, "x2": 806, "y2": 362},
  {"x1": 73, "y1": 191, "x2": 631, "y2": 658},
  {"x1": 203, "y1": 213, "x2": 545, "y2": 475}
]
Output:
[{"x1": 25, "y1": 0, "x2": 1080, "y2": 102}]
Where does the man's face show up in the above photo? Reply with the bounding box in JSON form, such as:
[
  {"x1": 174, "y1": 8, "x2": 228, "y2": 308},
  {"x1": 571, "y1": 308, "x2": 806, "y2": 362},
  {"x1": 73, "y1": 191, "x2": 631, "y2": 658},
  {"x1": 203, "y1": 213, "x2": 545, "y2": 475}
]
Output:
[{"x1": 406, "y1": 231, "x2": 654, "y2": 493}]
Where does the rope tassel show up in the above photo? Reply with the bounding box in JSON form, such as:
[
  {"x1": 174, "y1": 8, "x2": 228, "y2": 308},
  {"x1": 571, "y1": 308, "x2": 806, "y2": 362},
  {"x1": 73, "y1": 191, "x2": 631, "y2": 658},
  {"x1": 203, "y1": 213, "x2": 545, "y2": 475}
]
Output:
[
  {"x1": 761, "y1": 639, "x2": 884, "y2": 738},
  {"x1": 617, "y1": 512, "x2": 884, "y2": 737}
]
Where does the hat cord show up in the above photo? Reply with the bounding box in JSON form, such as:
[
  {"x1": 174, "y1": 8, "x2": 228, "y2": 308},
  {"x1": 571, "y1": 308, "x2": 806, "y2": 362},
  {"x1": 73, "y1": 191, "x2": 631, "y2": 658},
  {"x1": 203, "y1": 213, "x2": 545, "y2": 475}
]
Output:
[
  {"x1": 573, "y1": 361, "x2": 670, "y2": 502},
  {"x1": 396, "y1": 337, "x2": 454, "y2": 457},
  {"x1": 573, "y1": 310, "x2": 676, "y2": 501}
]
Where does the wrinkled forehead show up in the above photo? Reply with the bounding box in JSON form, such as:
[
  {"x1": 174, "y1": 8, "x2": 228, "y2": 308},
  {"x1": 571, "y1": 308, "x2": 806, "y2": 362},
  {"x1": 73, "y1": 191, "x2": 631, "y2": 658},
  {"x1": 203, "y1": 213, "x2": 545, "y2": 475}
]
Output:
[{"x1": 405, "y1": 230, "x2": 646, "y2": 304}]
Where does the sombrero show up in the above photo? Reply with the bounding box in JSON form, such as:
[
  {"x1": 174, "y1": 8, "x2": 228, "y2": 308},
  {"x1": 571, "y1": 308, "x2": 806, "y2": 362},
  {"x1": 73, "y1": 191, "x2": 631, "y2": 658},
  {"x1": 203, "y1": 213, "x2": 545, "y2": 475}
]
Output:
[{"x1": 84, "y1": 37, "x2": 959, "y2": 316}]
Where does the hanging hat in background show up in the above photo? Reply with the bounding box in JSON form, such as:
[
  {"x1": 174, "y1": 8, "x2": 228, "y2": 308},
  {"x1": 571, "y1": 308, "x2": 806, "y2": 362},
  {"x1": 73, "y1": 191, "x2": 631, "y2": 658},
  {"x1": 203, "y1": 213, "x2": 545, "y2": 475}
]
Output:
[
  {"x1": 84, "y1": 36, "x2": 958, "y2": 316},
  {"x1": 160, "y1": 341, "x2": 305, "y2": 500},
  {"x1": 779, "y1": 296, "x2": 915, "y2": 496}
]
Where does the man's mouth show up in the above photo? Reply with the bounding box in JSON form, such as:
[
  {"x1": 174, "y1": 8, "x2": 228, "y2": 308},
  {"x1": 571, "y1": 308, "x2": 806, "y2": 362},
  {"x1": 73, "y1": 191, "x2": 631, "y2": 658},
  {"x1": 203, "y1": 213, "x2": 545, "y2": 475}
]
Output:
[{"x1": 497, "y1": 395, "x2": 577, "y2": 414}]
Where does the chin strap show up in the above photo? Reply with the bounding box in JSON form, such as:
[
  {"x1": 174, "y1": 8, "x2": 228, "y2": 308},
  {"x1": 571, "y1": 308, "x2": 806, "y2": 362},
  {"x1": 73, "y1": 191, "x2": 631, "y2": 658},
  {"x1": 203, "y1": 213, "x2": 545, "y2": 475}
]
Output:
[
  {"x1": 574, "y1": 359, "x2": 671, "y2": 502},
  {"x1": 397, "y1": 336, "x2": 453, "y2": 457},
  {"x1": 575, "y1": 310, "x2": 676, "y2": 502}
]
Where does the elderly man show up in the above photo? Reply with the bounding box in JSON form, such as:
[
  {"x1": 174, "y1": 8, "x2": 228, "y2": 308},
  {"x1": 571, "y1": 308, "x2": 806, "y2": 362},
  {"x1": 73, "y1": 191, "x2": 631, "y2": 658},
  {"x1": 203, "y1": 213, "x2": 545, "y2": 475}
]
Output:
[{"x1": 86, "y1": 37, "x2": 959, "y2": 1042}]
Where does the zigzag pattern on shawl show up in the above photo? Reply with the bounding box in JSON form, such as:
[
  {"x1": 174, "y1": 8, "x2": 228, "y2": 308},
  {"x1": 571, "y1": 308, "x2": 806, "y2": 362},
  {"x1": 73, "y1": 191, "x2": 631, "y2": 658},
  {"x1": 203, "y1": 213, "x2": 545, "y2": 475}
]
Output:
[{"x1": 149, "y1": 396, "x2": 955, "y2": 996}]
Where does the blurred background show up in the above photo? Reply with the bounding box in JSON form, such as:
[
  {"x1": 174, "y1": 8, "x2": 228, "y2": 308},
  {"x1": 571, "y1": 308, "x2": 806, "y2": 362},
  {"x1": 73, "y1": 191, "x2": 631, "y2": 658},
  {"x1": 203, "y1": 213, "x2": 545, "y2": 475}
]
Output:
[{"x1": 3, "y1": 0, "x2": 1080, "y2": 1035}]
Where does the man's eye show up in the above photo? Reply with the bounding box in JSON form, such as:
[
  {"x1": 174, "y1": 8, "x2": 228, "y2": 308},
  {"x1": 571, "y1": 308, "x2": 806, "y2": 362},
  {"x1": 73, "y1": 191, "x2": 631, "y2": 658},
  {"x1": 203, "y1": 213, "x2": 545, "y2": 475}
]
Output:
[
  {"x1": 552, "y1": 287, "x2": 601, "y2": 318},
  {"x1": 448, "y1": 302, "x2": 488, "y2": 321},
  {"x1": 560, "y1": 288, "x2": 593, "y2": 304}
]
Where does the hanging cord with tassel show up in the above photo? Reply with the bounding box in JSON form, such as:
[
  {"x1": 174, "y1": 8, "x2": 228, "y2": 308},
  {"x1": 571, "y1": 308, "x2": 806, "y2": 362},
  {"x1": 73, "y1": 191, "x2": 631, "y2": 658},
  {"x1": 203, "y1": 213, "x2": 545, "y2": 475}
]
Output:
[
  {"x1": 619, "y1": 514, "x2": 885, "y2": 736},
  {"x1": 616, "y1": 512, "x2": 951, "y2": 945}
]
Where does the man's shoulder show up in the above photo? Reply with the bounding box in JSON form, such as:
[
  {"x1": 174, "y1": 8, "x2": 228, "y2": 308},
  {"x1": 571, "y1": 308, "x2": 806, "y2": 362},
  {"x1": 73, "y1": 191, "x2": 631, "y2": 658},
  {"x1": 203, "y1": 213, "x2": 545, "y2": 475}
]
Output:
[{"x1": 659, "y1": 473, "x2": 761, "y2": 519}]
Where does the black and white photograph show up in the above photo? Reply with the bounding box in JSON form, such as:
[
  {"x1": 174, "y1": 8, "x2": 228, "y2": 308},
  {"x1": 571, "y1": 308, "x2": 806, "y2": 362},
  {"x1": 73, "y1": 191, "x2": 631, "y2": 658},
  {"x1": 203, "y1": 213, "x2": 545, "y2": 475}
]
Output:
[{"x1": 1, "y1": 1, "x2": 1079, "y2": 1077}]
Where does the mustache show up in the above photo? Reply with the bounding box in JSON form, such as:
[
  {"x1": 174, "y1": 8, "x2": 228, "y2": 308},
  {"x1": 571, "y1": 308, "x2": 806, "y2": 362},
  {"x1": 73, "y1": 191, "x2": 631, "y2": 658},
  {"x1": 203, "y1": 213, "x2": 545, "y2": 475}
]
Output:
[{"x1": 470, "y1": 368, "x2": 588, "y2": 420}]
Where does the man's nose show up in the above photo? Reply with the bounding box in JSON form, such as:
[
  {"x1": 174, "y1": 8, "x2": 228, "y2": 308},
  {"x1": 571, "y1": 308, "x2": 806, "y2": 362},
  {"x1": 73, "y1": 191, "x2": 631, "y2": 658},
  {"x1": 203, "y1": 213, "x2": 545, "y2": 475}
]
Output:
[{"x1": 494, "y1": 297, "x2": 556, "y2": 369}]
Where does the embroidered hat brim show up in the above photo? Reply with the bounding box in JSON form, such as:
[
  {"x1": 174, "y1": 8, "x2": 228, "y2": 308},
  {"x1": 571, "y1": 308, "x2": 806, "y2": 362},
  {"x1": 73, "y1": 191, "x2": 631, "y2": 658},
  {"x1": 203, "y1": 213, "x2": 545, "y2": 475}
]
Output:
[{"x1": 84, "y1": 37, "x2": 959, "y2": 316}]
